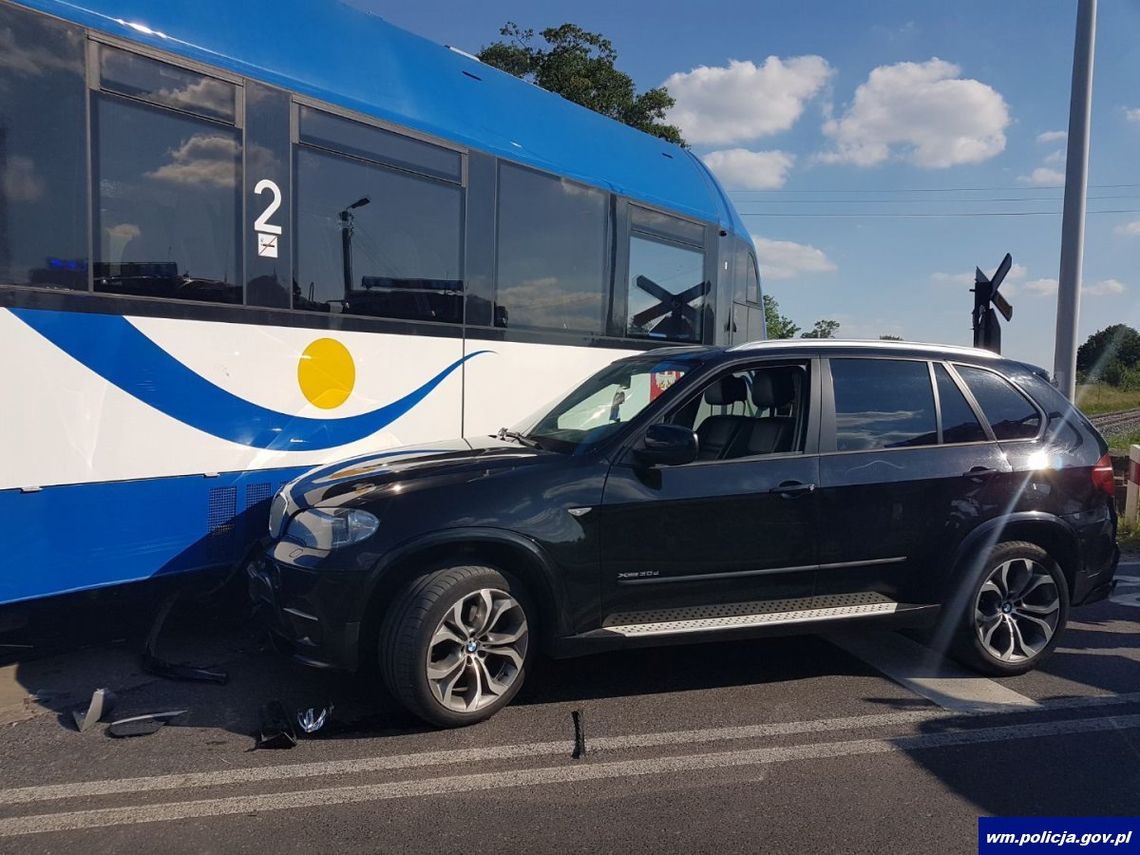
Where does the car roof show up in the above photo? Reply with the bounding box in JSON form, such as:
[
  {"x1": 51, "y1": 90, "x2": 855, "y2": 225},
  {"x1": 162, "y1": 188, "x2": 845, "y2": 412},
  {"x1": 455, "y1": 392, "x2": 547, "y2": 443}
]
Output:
[{"x1": 728, "y1": 338, "x2": 1005, "y2": 361}]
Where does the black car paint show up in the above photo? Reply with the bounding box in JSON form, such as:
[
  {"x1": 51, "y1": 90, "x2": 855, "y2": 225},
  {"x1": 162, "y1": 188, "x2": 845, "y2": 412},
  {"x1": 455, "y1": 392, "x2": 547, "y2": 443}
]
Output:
[{"x1": 249, "y1": 343, "x2": 1119, "y2": 671}]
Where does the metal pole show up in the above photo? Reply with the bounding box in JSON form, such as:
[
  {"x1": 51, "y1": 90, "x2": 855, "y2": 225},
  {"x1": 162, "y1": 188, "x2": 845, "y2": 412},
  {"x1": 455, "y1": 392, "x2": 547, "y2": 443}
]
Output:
[{"x1": 1053, "y1": 0, "x2": 1097, "y2": 399}]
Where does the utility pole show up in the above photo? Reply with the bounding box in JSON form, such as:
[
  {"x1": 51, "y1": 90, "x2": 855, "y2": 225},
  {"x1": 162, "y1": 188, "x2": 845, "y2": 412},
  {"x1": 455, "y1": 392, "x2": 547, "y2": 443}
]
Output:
[
  {"x1": 338, "y1": 196, "x2": 370, "y2": 299},
  {"x1": 1053, "y1": 0, "x2": 1097, "y2": 399}
]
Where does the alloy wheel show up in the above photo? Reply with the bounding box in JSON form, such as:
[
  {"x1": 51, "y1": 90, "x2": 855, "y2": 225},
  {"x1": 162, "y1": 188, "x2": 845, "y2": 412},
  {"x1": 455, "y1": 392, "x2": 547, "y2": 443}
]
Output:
[
  {"x1": 425, "y1": 588, "x2": 529, "y2": 713},
  {"x1": 974, "y1": 558, "x2": 1061, "y2": 663}
]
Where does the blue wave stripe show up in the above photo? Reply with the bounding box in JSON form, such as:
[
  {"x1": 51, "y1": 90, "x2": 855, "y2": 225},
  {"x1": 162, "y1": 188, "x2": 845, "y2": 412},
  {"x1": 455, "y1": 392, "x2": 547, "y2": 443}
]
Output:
[{"x1": 11, "y1": 308, "x2": 486, "y2": 451}]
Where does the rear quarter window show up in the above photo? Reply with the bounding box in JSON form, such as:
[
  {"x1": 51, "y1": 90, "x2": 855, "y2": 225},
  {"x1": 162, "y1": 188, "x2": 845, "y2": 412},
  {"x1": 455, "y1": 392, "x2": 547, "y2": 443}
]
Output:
[{"x1": 955, "y1": 365, "x2": 1041, "y2": 440}]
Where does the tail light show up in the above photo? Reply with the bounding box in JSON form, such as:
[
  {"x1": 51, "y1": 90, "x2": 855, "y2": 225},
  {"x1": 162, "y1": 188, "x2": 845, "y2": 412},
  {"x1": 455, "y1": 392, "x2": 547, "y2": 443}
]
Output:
[{"x1": 1091, "y1": 453, "x2": 1115, "y2": 497}]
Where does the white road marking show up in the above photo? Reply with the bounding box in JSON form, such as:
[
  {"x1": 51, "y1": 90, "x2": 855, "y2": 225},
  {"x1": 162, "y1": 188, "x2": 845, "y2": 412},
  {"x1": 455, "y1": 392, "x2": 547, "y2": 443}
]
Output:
[
  {"x1": 3, "y1": 692, "x2": 1140, "y2": 808},
  {"x1": 1109, "y1": 575, "x2": 1140, "y2": 609},
  {"x1": 828, "y1": 631, "x2": 1041, "y2": 713},
  {"x1": 2, "y1": 714, "x2": 1138, "y2": 837}
]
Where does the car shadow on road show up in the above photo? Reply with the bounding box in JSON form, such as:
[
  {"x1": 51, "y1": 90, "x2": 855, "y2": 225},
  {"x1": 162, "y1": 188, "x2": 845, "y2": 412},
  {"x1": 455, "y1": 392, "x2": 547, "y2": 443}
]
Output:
[{"x1": 3, "y1": 583, "x2": 887, "y2": 744}]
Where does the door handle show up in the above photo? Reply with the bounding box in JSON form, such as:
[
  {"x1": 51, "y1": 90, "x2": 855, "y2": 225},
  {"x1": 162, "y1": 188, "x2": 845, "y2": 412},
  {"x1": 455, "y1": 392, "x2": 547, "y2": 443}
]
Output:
[
  {"x1": 770, "y1": 481, "x2": 816, "y2": 497},
  {"x1": 964, "y1": 466, "x2": 999, "y2": 480}
]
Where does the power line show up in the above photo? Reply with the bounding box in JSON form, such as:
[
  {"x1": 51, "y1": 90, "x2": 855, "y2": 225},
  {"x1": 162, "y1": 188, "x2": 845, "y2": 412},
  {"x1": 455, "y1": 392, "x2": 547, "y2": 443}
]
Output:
[
  {"x1": 727, "y1": 194, "x2": 1140, "y2": 204},
  {"x1": 726, "y1": 182, "x2": 1140, "y2": 195},
  {"x1": 735, "y1": 209, "x2": 1140, "y2": 218}
]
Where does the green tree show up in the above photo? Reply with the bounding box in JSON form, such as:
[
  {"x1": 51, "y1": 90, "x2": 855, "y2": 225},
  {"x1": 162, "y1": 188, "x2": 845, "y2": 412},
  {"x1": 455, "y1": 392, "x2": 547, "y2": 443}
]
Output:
[
  {"x1": 1076, "y1": 324, "x2": 1140, "y2": 380},
  {"x1": 762, "y1": 294, "x2": 800, "y2": 339},
  {"x1": 801, "y1": 319, "x2": 841, "y2": 339},
  {"x1": 479, "y1": 23, "x2": 685, "y2": 145}
]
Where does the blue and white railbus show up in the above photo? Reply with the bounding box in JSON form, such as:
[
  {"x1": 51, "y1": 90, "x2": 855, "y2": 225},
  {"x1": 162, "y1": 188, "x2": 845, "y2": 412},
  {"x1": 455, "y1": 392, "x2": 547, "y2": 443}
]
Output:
[{"x1": 0, "y1": 0, "x2": 765, "y2": 606}]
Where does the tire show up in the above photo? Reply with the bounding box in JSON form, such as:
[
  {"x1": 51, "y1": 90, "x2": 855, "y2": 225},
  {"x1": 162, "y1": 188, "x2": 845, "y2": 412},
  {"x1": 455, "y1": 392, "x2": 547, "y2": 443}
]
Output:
[
  {"x1": 950, "y1": 540, "x2": 1070, "y2": 677},
  {"x1": 378, "y1": 565, "x2": 533, "y2": 727}
]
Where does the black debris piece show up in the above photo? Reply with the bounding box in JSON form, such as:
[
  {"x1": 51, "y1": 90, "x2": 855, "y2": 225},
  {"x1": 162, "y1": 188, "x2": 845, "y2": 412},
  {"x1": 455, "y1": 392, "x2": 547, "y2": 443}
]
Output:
[
  {"x1": 572, "y1": 708, "x2": 587, "y2": 759},
  {"x1": 72, "y1": 688, "x2": 117, "y2": 733},
  {"x1": 107, "y1": 710, "x2": 188, "y2": 738},
  {"x1": 141, "y1": 591, "x2": 228, "y2": 684},
  {"x1": 256, "y1": 700, "x2": 297, "y2": 749}
]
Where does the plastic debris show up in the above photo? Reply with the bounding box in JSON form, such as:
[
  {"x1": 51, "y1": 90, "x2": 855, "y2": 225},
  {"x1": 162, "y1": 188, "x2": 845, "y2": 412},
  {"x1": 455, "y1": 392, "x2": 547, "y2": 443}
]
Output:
[
  {"x1": 107, "y1": 710, "x2": 187, "y2": 738},
  {"x1": 571, "y1": 709, "x2": 587, "y2": 759},
  {"x1": 256, "y1": 700, "x2": 297, "y2": 749},
  {"x1": 72, "y1": 688, "x2": 117, "y2": 733},
  {"x1": 297, "y1": 705, "x2": 334, "y2": 734},
  {"x1": 141, "y1": 592, "x2": 228, "y2": 684}
]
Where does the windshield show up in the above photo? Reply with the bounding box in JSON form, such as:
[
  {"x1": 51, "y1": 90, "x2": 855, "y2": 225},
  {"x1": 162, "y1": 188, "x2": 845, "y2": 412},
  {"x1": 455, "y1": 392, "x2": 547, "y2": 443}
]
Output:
[{"x1": 509, "y1": 353, "x2": 705, "y2": 453}]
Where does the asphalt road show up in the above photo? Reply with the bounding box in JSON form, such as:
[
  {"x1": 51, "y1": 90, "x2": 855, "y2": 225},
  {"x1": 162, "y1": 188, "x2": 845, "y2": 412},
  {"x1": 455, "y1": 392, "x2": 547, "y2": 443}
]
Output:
[{"x1": 0, "y1": 562, "x2": 1138, "y2": 854}]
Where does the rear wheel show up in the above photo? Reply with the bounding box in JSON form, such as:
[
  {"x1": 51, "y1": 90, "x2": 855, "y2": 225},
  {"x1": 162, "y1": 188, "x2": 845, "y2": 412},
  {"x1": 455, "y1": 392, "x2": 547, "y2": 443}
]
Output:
[
  {"x1": 952, "y1": 540, "x2": 1069, "y2": 676},
  {"x1": 379, "y1": 565, "x2": 532, "y2": 727}
]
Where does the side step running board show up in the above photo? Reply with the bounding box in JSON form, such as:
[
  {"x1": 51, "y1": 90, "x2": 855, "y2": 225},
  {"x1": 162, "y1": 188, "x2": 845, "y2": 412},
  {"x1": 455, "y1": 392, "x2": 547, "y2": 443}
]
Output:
[{"x1": 599, "y1": 592, "x2": 904, "y2": 638}]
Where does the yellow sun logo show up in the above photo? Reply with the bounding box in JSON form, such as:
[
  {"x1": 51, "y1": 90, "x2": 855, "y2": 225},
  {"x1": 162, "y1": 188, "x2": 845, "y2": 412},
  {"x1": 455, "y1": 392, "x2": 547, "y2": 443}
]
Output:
[{"x1": 297, "y1": 338, "x2": 355, "y2": 409}]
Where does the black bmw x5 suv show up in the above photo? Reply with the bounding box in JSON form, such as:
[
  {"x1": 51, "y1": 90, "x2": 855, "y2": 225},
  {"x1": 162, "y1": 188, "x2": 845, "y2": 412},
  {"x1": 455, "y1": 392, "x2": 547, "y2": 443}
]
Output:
[{"x1": 250, "y1": 340, "x2": 1119, "y2": 727}]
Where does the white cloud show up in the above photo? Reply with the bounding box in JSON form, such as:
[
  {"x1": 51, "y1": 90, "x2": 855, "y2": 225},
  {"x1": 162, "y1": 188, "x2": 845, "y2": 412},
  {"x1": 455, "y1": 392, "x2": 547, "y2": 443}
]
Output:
[
  {"x1": 147, "y1": 134, "x2": 239, "y2": 188},
  {"x1": 1124, "y1": 107, "x2": 1140, "y2": 123},
  {"x1": 1021, "y1": 277, "x2": 1126, "y2": 298},
  {"x1": 1084, "y1": 278, "x2": 1126, "y2": 296},
  {"x1": 1036, "y1": 130, "x2": 1067, "y2": 143},
  {"x1": 1019, "y1": 167, "x2": 1065, "y2": 187},
  {"x1": 752, "y1": 235, "x2": 836, "y2": 280},
  {"x1": 930, "y1": 271, "x2": 974, "y2": 288},
  {"x1": 1, "y1": 155, "x2": 43, "y2": 202},
  {"x1": 1043, "y1": 148, "x2": 1066, "y2": 166},
  {"x1": 930, "y1": 263, "x2": 1025, "y2": 289},
  {"x1": 702, "y1": 149, "x2": 795, "y2": 189},
  {"x1": 1114, "y1": 220, "x2": 1140, "y2": 237},
  {"x1": 106, "y1": 223, "x2": 141, "y2": 241},
  {"x1": 819, "y1": 58, "x2": 1009, "y2": 168},
  {"x1": 664, "y1": 56, "x2": 832, "y2": 146},
  {"x1": 1023, "y1": 278, "x2": 1058, "y2": 297}
]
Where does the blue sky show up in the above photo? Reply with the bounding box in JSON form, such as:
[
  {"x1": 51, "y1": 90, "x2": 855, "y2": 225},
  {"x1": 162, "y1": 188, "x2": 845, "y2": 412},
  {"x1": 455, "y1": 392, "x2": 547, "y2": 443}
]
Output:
[{"x1": 359, "y1": 0, "x2": 1139, "y2": 369}]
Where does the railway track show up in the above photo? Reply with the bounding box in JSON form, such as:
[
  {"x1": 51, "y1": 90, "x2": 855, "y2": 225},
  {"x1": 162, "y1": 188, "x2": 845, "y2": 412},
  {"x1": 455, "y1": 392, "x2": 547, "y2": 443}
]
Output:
[{"x1": 1089, "y1": 407, "x2": 1140, "y2": 437}]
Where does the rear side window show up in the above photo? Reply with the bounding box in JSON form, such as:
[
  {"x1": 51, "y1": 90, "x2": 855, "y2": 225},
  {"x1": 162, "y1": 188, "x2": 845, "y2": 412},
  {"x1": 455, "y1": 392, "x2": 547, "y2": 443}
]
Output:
[
  {"x1": 955, "y1": 365, "x2": 1041, "y2": 440},
  {"x1": 830, "y1": 359, "x2": 937, "y2": 451},
  {"x1": 934, "y1": 364, "x2": 987, "y2": 444}
]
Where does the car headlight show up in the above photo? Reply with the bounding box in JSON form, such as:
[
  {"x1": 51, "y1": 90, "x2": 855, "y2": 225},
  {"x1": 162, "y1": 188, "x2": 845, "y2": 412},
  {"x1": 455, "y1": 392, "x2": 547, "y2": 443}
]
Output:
[{"x1": 285, "y1": 508, "x2": 379, "y2": 550}]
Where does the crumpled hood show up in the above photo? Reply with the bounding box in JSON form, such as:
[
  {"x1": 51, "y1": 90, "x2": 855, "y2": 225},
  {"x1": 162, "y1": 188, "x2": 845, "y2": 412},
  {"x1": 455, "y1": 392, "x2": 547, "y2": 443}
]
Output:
[{"x1": 282, "y1": 436, "x2": 552, "y2": 510}]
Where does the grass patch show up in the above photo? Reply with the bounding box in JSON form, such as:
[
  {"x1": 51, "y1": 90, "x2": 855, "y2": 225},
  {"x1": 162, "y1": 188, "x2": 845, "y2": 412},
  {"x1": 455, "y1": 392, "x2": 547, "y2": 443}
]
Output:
[
  {"x1": 1108, "y1": 429, "x2": 1140, "y2": 453},
  {"x1": 1076, "y1": 383, "x2": 1140, "y2": 415},
  {"x1": 1117, "y1": 516, "x2": 1140, "y2": 555}
]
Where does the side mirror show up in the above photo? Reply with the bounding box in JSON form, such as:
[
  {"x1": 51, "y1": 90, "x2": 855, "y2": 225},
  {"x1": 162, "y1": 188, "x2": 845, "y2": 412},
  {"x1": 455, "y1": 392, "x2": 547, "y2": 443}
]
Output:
[{"x1": 633, "y1": 423, "x2": 699, "y2": 467}]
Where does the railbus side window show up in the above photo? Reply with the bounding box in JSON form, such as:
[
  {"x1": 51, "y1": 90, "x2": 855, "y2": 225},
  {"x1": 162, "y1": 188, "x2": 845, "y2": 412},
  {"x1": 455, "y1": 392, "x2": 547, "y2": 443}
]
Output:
[
  {"x1": 0, "y1": 4, "x2": 88, "y2": 290},
  {"x1": 92, "y1": 44, "x2": 242, "y2": 304},
  {"x1": 494, "y1": 163, "x2": 609, "y2": 334},
  {"x1": 293, "y1": 107, "x2": 464, "y2": 322},
  {"x1": 626, "y1": 206, "x2": 707, "y2": 343}
]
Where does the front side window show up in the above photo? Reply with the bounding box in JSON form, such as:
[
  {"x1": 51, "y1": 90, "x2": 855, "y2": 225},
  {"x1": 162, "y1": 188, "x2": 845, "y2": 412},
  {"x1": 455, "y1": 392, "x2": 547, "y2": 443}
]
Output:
[
  {"x1": 626, "y1": 207, "x2": 707, "y2": 343},
  {"x1": 671, "y1": 362, "x2": 808, "y2": 460},
  {"x1": 293, "y1": 147, "x2": 463, "y2": 321},
  {"x1": 93, "y1": 95, "x2": 241, "y2": 304},
  {"x1": 0, "y1": 5, "x2": 88, "y2": 289},
  {"x1": 830, "y1": 359, "x2": 937, "y2": 451},
  {"x1": 512, "y1": 353, "x2": 707, "y2": 453},
  {"x1": 495, "y1": 164, "x2": 608, "y2": 333},
  {"x1": 956, "y1": 365, "x2": 1041, "y2": 440}
]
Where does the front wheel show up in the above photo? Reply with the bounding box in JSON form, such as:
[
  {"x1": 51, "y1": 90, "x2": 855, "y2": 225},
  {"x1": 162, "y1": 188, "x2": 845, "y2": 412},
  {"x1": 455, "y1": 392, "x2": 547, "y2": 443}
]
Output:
[
  {"x1": 952, "y1": 540, "x2": 1070, "y2": 676},
  {"x1": 379, "y1": 565, "x2": 533, "y2": 727}
]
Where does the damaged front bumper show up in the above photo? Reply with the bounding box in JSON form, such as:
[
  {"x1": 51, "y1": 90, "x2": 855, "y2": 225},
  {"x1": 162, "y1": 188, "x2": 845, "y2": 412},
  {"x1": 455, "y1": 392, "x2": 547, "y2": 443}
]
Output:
[{"x1": 246, "y1": 547, "x2": 363, "y2": 672}]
